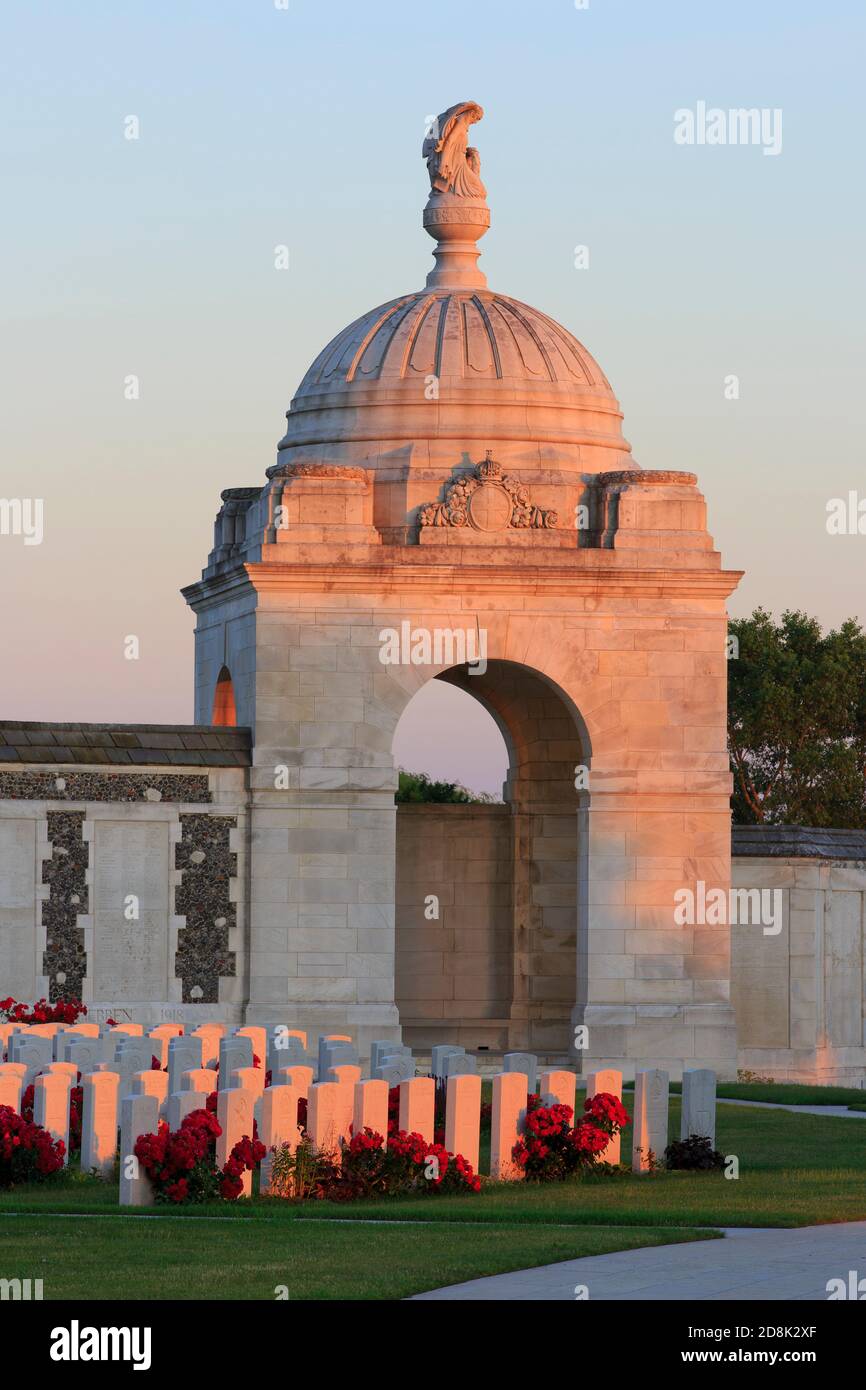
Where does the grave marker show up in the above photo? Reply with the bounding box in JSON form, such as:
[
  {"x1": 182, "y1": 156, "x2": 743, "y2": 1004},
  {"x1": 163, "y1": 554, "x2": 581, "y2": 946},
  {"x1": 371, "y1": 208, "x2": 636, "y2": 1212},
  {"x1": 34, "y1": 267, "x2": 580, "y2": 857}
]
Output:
[
  {"x1": 490, "y1": 1071, "x2": 527, "y2": 1181},
  {"x1": 398, "y1": 1076, "x2": 435, "y2": 1143},
  {"x1": 34, "y1": 1071, "x2": 72, "y2": 1164},
  {"x1": 259, "y1": 1083, "x2": 304, "y2": 1194},
  {"x1": 119, "y1": 1092, "x2": 158, "y2": 1205},
  {"x1": 445, "y1": 1073, "x2": 481, "y2": 1173},
  {"x1": 504, "y1": 1052, "x2": 538, "y2": 1094},
  {"x1": 216, "y1": 1087, "x2": 256, "y2": 1197},
  {"x1": 352, "y1": 1079, "x2": 388, "y2": 1143},
  {"x1": 681, "y1": 1068, "x2": 717, "y2": 1147},
  {"x1": 632, "y1": 1069, "x2": 669, "y2": 1174},
  {"x1": 80, "y1": 1072, "x2": 120, "y2": 1178},
  {"x1": 585, "y1": 1067, "x2": 623, "y2": 1165}
]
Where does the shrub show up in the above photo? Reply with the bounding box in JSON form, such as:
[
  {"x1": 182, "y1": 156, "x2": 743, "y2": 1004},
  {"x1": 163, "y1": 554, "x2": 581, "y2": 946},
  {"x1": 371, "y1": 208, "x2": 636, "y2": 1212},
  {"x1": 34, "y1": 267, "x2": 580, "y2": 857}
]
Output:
[
  {"x1": 664, "y1": 1134, "x2": 726, "y2": 1171},
  {"x1": 267, "y1": 1138, "x2": 342, "y2": 1200},
  {"x1": 0, "y1": 1105, "x2": 66, "y2": 1188},
  {"x1": 265, "y1": 1127, "x2": 480, "y2": 1201},
  {"x1": 134, "y1": 1109, "x2": 265, "y2": 1203},
  {"x1": 512, "y1": 1091, "x2": 629, "y2": 1181}
]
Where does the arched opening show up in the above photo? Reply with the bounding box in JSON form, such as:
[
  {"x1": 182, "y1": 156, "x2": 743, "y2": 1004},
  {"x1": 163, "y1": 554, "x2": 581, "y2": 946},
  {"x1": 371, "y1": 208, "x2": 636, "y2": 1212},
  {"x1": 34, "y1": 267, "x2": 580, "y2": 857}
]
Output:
[
  {"x1": 392, "y1": 678, "x2": 508, "y2": 798},
  {"x1": 393, "y1": 660, "x2": 588, "y2": 1056},
  {"x1": 211, "y1": 666, "x2": 237, "y2": 727}
]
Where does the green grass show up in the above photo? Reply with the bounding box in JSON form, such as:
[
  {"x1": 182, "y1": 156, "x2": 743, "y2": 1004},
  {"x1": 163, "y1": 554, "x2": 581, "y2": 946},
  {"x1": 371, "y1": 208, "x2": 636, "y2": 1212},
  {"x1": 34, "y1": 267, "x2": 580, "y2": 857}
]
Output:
[
  {"x1": 2, "y1": 1099, "x2": 864, "y2": 1299},
  {"x1": 623, "y1": 1079, "x2": 866, "y2": 1106},
  {"x1": 0, "y1": 1217, "x2": 713, "y2": 1300},
  {"x1": 716, "y1": 1082, "x2": 866, "y2": 1106}
]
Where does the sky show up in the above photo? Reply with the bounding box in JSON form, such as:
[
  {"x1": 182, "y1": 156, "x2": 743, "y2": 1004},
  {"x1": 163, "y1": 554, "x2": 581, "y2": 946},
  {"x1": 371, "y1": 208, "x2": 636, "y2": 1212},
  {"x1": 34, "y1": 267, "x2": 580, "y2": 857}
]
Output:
[{"x1": 1, "y1": 0, "x2": 863, "y2": 795}]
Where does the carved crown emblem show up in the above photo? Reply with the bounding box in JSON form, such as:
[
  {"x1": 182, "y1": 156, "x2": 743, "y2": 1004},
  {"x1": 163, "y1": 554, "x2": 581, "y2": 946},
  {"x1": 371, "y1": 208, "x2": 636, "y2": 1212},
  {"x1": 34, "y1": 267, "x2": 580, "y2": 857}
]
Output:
[
  {"x1": 477, "y1": 449, "x2": 501, "y2": 481},
  {"x1": 419, "y1": 452, "x2": 558, "y2": 533}
]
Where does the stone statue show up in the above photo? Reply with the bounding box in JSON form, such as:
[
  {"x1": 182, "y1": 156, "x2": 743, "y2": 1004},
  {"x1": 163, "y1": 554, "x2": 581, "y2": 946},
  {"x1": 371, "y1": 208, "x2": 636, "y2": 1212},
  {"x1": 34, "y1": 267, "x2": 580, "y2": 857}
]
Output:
[{"x1": 423, "y1": 102, "x2": 487, "y2": 200}]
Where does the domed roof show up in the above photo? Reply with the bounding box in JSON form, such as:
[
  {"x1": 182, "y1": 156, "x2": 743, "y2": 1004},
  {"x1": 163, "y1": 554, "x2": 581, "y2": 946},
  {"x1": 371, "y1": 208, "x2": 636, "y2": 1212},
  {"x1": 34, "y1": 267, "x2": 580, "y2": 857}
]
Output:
[
  {"x1": 294, "y1": 290, "x2": 612, "y2": 396},
  {"x1": 276, "y1": 102, "x2": 633, "y2": 471},
  {"x1": 279, "y1": 285, "x2": 630, "y2": 462}
]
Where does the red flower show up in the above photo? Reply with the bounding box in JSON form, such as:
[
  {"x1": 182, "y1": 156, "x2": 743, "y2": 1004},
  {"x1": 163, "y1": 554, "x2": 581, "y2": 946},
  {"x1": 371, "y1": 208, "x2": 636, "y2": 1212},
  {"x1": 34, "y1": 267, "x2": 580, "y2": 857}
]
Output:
[
  {"x1": 571, "y1": 1120, "x2": 609, "y2": 1155},
  {"x1": 0, "y1": 1104, "x2": 65, "y2": 1187},
  {"x1": 583, "y1": 1092, "x2": 629, "y2": 1133}
]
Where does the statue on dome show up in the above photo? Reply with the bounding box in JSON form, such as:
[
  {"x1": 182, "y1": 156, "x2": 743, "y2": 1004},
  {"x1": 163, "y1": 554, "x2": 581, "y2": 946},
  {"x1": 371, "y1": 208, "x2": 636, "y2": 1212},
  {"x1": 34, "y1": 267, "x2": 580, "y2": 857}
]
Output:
[{"x1": 423, "y1": 102, "x2": 487, "y2": 200}]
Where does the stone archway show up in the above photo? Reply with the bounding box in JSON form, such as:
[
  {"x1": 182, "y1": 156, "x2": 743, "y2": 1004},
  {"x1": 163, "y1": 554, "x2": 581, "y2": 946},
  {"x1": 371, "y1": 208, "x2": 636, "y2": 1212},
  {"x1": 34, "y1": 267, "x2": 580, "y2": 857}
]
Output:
[{"x1": 395, "y1": 661, "x2": 588, "y2": 1056}]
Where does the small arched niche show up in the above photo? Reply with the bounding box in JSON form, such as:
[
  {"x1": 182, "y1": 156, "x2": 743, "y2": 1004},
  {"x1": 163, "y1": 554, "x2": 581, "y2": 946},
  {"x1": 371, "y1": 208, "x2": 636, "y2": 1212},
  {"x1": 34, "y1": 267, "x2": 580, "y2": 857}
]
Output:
[{"x1": 211, "y1": 666, "x2": 237, "y2": 727}]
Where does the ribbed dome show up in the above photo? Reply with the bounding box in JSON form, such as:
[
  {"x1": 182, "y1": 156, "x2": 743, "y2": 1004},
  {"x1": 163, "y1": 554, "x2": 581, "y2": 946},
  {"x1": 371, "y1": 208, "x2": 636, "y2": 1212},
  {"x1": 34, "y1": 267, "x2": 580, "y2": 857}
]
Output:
[
  {"x1": 278, "y1": 287, "x2": 631, "y2": 465},
  {"x1": 295, "y1": 290, "x2": 611, "y2": 394},
  {"x1": 276, "y1": 103, "x2": 633, "y2": 471}
]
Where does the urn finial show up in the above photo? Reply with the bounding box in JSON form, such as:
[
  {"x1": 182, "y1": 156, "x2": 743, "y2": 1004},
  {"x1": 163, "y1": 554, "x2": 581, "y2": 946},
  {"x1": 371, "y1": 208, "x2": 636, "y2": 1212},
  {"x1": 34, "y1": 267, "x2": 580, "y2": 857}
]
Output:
[{"x1": 421, "y1": 101, "x2": 490, "y2": 290}]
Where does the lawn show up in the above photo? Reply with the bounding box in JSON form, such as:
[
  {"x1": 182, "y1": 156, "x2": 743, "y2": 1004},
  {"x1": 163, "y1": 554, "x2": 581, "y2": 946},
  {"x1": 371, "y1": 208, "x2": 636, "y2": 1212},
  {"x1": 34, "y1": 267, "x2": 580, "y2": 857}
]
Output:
[
  {"x1": 1, "y1": 1100, "x2": 864, "y2": 1298},
  {"x1": 0, "y1": 1215, "x2": 713, "y2": 1301},
  {"x1": 620, "y1": 1080, "x2": 866, "y2": 1107}
]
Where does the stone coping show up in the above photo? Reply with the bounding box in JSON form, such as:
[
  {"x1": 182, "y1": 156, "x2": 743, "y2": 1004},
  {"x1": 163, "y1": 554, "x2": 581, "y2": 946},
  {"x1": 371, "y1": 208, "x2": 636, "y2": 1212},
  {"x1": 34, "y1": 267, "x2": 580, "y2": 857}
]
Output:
[
  {"x1": 396, "y1": 800, "x2": 507, "y2": 812},
  {"x1": 0, "y1": 723, "x2": 251, "y2": 766},
  {"x1": 732, "y1": 825, "x2": 866, "y2": 860}
]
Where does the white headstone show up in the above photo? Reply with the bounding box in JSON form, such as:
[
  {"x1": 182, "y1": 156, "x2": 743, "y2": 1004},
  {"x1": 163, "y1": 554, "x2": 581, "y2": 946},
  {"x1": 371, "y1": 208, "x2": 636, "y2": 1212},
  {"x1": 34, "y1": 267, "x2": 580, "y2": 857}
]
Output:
[
  {"x1": 490, "y1": 1071, "x2": 527, "y2": 1181},
  {"x1": 632, "y1": 1069, "x2": 669, "y2": 1173},
  {"x1": 119, "y1": 1092, "x2": 159, "y2": 1205},
  {"x1": 585, "y1": 1067, "x2": 623, "y2": 1165},
  {"x1": 504, "y1": 1052, "x2": 538, "y2": 1094},
  {"x1": 80, "y1": 1071, "x2": 120, "y2": 1178},
  {"x1": 168, "y1": 1035, "x2": 203, "y2": 1095},
  {"x1": 33, "y1": 1071, "x2": 72, "y2": 1163},
  {"x1": 681, "y1": 1068, "x2": 717, "y2": 1146}
]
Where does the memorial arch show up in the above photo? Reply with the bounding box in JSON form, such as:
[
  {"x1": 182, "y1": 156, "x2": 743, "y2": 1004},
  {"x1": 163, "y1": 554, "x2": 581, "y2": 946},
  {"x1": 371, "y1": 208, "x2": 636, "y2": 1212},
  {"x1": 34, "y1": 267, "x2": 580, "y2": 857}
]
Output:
[{"x1": 182, "y1": 101, "x2": 742, "y2": 1075}]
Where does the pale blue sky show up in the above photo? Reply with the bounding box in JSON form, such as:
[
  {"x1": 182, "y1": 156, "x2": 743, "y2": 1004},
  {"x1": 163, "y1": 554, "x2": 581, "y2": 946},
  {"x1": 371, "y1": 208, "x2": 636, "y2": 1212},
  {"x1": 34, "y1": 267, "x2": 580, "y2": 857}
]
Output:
[{"x1": 1, "y1": 0, "x2": 863, "y2": 793}]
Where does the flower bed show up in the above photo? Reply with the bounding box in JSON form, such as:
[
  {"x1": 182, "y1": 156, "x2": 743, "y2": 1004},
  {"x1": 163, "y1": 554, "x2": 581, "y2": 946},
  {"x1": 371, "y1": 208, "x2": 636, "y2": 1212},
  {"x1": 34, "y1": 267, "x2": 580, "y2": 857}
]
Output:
[
  {"x1": 0, "y1": 996, "x2": 87, "y2": 1025},
  {"x1": 267, "y1": 1126, "x2": 480, "y2": 1201},
  {"x1": 0, "y1": 1105, "x2": 66, "y2": 1188}
]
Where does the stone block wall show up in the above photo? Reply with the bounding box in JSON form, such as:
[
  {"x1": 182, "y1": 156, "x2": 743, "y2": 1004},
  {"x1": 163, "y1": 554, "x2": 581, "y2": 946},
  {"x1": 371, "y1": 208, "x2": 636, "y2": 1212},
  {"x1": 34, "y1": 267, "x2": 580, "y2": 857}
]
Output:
[
  {"x1": 731, "y1": 827, "x2": 866, "y2": 1084},
  {"x1": 0, "y1": 724, "x2": 250, "y2": 1030},
  {"x1": 396, "y1": 803, "x2": 513, "y2": 1050}
]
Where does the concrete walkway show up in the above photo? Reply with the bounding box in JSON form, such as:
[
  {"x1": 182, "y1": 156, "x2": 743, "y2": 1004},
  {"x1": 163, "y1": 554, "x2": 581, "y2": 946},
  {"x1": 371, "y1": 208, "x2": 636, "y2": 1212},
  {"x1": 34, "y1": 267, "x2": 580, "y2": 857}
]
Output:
[
  {"x1": 718, "y1": 1097, "x2": 866, "y2": 1119},
  {"x1": 411, "y1": 1221, "x2": 866, "y2": 1300}
]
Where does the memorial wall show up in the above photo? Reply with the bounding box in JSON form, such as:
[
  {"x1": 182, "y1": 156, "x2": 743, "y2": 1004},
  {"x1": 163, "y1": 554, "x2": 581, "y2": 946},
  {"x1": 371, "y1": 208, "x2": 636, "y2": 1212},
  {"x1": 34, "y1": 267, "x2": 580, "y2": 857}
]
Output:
[
  {"x1": 2, "y1": 725, "x2": 865, "y2": 1081},
  {"x1": 0, "y1": 723, "x2": 249, "y2": 1028}
]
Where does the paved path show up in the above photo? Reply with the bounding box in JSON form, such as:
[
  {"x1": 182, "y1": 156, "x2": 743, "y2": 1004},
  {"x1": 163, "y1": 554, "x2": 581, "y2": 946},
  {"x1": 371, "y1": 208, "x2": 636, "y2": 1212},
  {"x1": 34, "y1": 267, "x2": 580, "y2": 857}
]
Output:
[
  {"x1": 718, "y1": 1097, "x2": 866, "y2": 1119},
  {"x1": 411, "y1": 1222, "x2": 866, "y2": 1300}
]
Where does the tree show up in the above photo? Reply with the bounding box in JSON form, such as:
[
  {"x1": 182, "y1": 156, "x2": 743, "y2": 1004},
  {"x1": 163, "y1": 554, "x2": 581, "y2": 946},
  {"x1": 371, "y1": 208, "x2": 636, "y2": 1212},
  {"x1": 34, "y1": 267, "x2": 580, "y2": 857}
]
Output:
[
  {"x1": 395, "y1": 770, "x2": 499, "y2": 805},
  {"x1": 727, "y1": 609, "x2": 866, "y2": 827}
]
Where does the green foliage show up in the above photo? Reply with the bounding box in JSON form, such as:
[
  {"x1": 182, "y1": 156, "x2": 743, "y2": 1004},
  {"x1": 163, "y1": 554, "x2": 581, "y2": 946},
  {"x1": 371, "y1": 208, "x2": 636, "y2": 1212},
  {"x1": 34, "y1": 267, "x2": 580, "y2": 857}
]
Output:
[
  {"x1": 728, "y1": 609, "x2": 866, "y2": 827},
  {"x1": 664, "y1": 1135, "x2": 726, "y2": 1172},
  {"x1": 266, "y1": 1139, "x2": 339, "y2": 1200},
  {"x1": 395, "y1": 769, "x2": 499, "y2": 804}
]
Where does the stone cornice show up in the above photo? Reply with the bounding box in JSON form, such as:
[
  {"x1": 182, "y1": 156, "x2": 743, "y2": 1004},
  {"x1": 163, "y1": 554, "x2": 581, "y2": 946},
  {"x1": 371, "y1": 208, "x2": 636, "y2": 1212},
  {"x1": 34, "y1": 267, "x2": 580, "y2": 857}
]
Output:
[
  {"x1": 235, "y1": 559, "x2": 743, "y2": 601},
  {"x1": 183, "y1": 550, "x2": 743, "y2": 606}
]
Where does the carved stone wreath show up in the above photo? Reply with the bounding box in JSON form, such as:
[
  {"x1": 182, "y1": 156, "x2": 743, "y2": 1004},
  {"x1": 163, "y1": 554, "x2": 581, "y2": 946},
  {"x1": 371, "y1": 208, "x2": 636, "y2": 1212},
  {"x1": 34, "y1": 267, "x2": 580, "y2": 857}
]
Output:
[{"x1": 419, "y1": 452, "x2": 558, "y2": 532}]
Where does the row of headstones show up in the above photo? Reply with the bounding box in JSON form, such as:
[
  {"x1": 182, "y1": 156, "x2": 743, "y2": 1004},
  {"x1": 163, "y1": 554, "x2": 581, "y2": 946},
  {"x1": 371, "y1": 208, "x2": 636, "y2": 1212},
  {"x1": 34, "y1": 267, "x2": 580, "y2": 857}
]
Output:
[
  {"x1": 0, "y1": 1019, "x2": 718, "y2": 1194},
  {"x1": 0, "y1": 1021, "x2": 351, "y2": 1088},
  {"x1": 119, "y1": 1064, "x2": 718, "y2": 1204}
]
